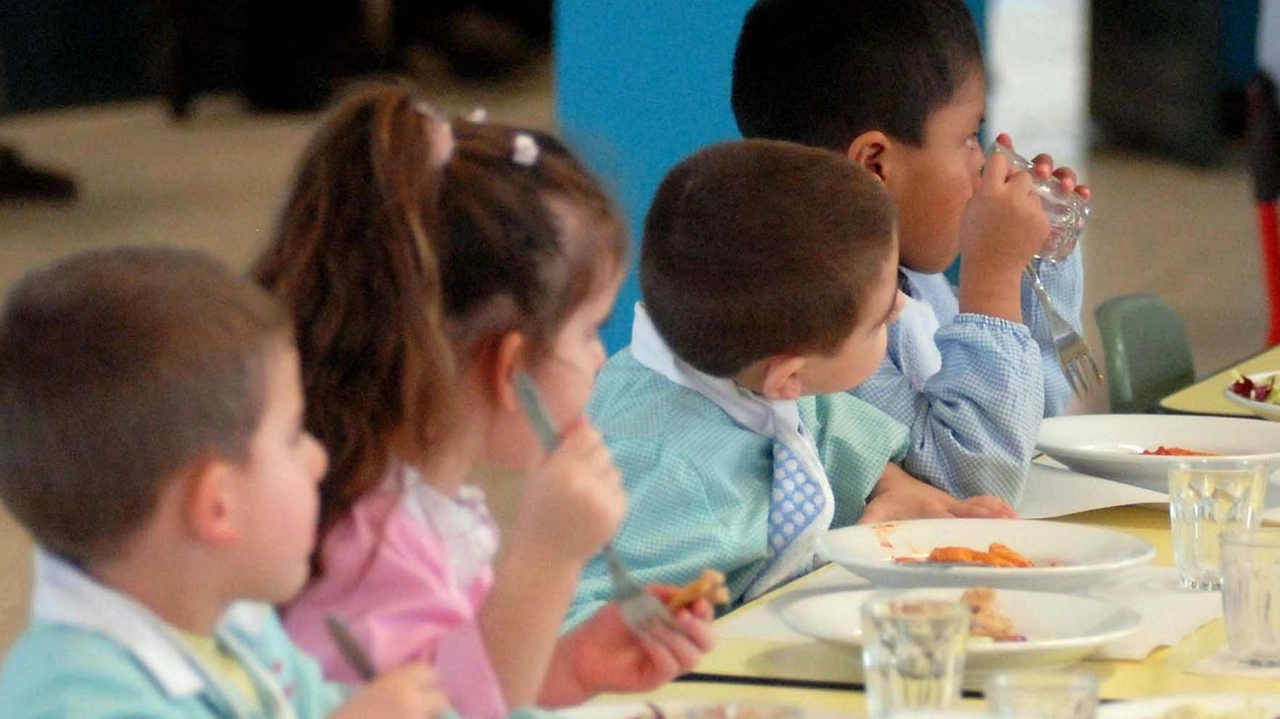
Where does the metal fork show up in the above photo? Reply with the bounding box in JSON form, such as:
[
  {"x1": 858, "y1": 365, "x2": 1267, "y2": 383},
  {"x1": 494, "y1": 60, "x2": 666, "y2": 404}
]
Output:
[
  {"x1": 1025, "y1": 264, "x2": 1103, "y2": 396},
  {"x1": 513, "y1": 372, "x2": 677, "y2": 638}
]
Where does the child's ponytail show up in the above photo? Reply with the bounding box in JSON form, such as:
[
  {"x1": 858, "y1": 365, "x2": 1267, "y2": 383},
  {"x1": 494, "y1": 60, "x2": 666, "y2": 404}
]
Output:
[{"x1": 254, "y1": 84, "x2": 458, "y2": 572}]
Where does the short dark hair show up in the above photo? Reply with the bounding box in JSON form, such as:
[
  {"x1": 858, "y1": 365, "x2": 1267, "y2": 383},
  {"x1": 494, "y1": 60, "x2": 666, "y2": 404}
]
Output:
[
  {"x1": 0, "y1": 247, "x2": 292, "y2": 565},
  {"x1": 640, "y1": 139, "x2": 896, "y2": 377},
  {"x1": 732, "y1": 0, "x2": 983, "y2": 151}
]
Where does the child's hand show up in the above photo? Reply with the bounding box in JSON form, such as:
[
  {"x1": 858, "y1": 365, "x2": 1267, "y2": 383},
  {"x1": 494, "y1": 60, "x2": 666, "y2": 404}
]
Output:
[
  {"x1": 513, "y1": 418, "x2": 626, "y2": 565},
  {"x1": 1002, "y1": 133, "x2": 1091, "y2": 260},
  {"x1": 540, "y1": 586, "x2": 716, "y2": 706},
  {"x1": 859, "y1": 464, "x2": 1018, "y2": 523},
  {"x1": 332, "y1": 663, "x2": 449, "y2": 719},
  {"x1": 956, "y1": 137, "x2": 1051, "y2": 322}
]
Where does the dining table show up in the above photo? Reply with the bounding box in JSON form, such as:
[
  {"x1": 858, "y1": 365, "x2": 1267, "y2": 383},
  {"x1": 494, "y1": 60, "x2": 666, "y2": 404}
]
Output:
[
  {"x1": 580, "y1": 504, "x2": 1280, "y2": 717},
  {"x1": 1158, "y1": 342, "x2": 1280, "y2": 416}
]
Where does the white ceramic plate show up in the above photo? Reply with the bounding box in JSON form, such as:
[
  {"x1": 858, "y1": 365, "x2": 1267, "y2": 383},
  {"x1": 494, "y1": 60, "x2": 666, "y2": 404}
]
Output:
[
  {"x1": 1036, "y1": 414, "x2": 1280, "y2": 491},
  {"x1": 1223, "y1": 370, "x2": 1280, "y2": 422},
  {"x1": 814, "y1": 518, "x2": 1154, "y2": 592},
  {"x1": 558, "y1": 702, "x2": 852, "y2": 719},
  {"x1": 1098, "y1": 693, "x2": 1280, "y2": 718},
  {"x1": 777, "y1": 586, "x2": 1141, "y2": 675}
]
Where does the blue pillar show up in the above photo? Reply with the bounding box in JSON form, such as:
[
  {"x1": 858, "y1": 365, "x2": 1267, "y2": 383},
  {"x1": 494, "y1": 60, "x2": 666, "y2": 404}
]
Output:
[
  {"x1": 555, "y1": 0, "x2": 755, "y2": 353},
  {"x1": 557, "y1": 1, "x2": 986, "y2": 350}
]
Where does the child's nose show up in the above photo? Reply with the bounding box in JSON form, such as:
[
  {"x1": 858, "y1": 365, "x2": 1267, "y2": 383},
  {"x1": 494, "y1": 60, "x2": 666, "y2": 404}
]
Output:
[{"x1": 308, "y1": 434, "x2": 330, "y2": 481}]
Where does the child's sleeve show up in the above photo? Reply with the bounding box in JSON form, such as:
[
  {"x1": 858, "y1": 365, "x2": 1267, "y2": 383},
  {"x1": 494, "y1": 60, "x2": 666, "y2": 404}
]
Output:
[
  {"x1": 806, "y1": 394, "x2": 909, "y2": 527},
  {"x1": 1020, "y1": 252, "x2": 1085, "y2": 416},
  {"x1": 852, "y1": 311, "x2": 1044, "y2": 503}
]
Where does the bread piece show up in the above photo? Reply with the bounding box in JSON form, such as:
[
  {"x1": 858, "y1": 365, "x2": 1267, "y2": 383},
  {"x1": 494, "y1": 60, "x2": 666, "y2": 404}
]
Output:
[{"x1": 666, "y1": 569, "x2": 730, "y2": 611}]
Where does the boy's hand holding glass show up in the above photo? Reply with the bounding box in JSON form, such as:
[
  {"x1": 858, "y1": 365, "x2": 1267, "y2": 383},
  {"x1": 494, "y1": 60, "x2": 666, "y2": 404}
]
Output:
[
  {"x1": 990, "y1": 134, "x2": 1092, "y2": 263},
  {"x1": 959, "y1": 149, "x2": 1052, "y2": 287},
  {"x1": 331, "y1": 663, "x2": 450, "y2": 719}
]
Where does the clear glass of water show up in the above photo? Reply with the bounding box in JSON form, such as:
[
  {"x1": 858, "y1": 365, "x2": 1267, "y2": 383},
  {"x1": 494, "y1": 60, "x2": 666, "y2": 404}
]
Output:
[
  {"x1": 1168, "y1": 458, "x2": 1268, "y2": 590},
  {"x1": 985, "y1": 670, "x2": 1099, "y2": 719},
  {"x1": 986, "y1": 142, "x2": 1091, "y2": 263},
  {"x1": 861, "y1": 597, "x2": 970, "y2": 719},
  {"x1": 1221, "y1": 528, "x2": 1280, "y2": 665}
]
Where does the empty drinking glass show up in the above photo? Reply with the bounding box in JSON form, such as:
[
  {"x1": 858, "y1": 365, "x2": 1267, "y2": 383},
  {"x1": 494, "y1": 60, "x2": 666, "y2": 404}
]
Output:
[
  {"x1": 861, "y1": 597, "x2": 970, "y2": 719},
  {"x1": 1221, "y1": 528, "x2": 1280, "y2": 665},
  {"x1": 987, "y1": 142, "x2": 1091, "y2": 263},
  {"x1": 1168, "y1": 458, "x2": 1268, "y2": 590}
]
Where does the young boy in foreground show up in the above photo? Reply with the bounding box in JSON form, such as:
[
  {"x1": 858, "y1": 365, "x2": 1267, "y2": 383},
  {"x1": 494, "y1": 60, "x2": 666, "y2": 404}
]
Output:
[{"x1": 0, "y1": 247, "x2": 443, "y2": 718}]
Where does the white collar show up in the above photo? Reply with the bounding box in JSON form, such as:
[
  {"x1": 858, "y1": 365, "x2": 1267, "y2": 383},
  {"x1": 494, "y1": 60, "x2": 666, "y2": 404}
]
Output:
[
  {"x1": 395, "y1": 464, "x2": 498, "y2": 590},
  {"x1": 630, "y1": 303, "x2": 803, "y2": 438},
  {"x1": 31, "y1": 549, "x2": 271, "y2": 699}
]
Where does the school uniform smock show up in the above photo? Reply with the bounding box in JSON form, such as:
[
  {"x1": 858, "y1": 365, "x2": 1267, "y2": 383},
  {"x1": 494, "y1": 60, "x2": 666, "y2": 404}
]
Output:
[
  {"x1": 850, "y1": 254, "x2": 1084, "y2": 503},
  {"x1": 0, "y1": 550, "x2": 348, "y2": 718},
  {"x1": 284, "y1": 464, "x2": 507, "y2": 719},
  {"x1": 566, "y1": 306, "x2": 909, "y2": 630}
]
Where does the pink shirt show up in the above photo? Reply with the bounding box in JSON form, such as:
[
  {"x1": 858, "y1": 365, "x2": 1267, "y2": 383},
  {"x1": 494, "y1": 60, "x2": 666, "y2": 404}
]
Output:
[{"x1": 284, "y1": 465, "x2": 506, "y2": 719}]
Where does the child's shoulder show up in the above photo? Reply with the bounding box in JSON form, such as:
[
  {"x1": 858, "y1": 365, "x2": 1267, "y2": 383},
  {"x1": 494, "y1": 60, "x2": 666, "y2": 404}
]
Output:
[
  {"x1": 590, "y1": 349, "x2": 763, "y2": 443},
  {"x1": 0, "y1": 620, "x2": 174, "y2": 716}
]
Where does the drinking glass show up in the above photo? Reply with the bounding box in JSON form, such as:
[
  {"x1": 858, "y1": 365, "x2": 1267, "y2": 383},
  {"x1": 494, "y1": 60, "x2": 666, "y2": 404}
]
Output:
[
  {"x1": 985, "y1": 670, "x2": 1099, "y2": 719},
  {"x1": 861, "y1": 597, "x2": 970, "y2": 719},
  {"x1": 1168, "y1": 458, "x2": 1267, "y2": 590},
  {"x1": 1221, "y1": 528, "x2": 1280, "y2": 665},
  {"x1": 987, "y1": 142, "x2": 1091, "y2": 263}
]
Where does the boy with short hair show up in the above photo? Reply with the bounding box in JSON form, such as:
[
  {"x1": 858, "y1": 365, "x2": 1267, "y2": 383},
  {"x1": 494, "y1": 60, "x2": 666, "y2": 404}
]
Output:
[
  {"x1": 0, "y1": 247, "x2": 443, "y2": 718},
  {"x1": 567, "y1": 140, "x2": 1013, "y2": 626},
  {"x1": 732, "y1": 0, "x2": 1089, "y2": 502}
]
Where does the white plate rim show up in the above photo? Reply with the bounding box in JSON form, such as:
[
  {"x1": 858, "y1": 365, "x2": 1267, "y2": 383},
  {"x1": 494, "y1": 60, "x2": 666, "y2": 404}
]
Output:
[
  {"x1": 774, "y1": 586, "x2": 1143, "y2": 656},
  {"x1": 1037, "y1": 414, "x2": 1280, "y2": 463},
  {"x1": 814, "y1": 518, "x2": 1156, "y2": 583}
]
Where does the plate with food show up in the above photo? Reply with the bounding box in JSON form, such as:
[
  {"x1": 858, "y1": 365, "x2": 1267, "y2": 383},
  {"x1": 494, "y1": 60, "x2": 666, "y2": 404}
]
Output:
[
  {"x1": 558, "y1": 702, "x2": 852, "y2": 719},
  {"x1": 814, "y1": 518, "x2": 1154, "y2": 591},
  {"x1": 777, "y1": 586, "x2": 1140, "y2": 674},
  {"x1": 1035, "y1": 414, "x2": 1280, "y2": 491},
  {"x1": 1224, "y1": 370, "x2": 1280, "y2": 422},
  {"x1": 1097, "y1": 693, "x2": 1280, "y2": 719}
]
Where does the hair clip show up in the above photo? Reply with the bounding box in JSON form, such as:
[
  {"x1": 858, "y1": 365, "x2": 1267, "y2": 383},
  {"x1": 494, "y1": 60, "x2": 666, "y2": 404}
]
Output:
[
  {"x1": 512, "y1": 133, "x2": 539, "y2": 167},
  {"x1": 467, "y1": 107, "x2": 488, "y2": 123}
]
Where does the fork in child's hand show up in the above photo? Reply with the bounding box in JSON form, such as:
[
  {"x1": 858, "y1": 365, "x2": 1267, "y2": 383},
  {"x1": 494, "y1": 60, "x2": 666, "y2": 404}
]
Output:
[{"x1": 513, "y1": 372, "x2": 678, "y2": 638}]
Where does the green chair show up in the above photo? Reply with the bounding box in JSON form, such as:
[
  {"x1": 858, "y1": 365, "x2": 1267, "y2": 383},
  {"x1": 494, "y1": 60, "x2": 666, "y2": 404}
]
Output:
[{"x1": 1094, "y1": 293, "x2": 1195, "y2": 413}]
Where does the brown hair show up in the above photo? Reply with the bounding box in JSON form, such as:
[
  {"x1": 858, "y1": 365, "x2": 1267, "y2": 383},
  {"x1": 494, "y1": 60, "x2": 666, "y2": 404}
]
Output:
[
  {"x1": 0, "y1": 247, "x2": 291, "y2": 566},
  {"x1": 253, "y1": 81, "x2": 627, "y2": 570},
  {"x1": 640, "y1": 139, "x2": 896, "y2": 376}
]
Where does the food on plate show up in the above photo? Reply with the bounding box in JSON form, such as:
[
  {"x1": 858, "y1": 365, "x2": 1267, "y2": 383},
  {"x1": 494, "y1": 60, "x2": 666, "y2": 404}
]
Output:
[
  {"x1": 895, "y1": 542, "x2": 1034, "y2": 568},
  {"x1": 666, "y1": 569, "x2": 729, "y2": 611},
  {"x1": 960, "y1": 587, "x2": 1026, "y2": 642},
  {"x1": 1140, "y1": 446, "x2": 1218, "y2": 457},
  {"x1": 1230, "y1": 371, "x2": 1280, "y2": 404}
]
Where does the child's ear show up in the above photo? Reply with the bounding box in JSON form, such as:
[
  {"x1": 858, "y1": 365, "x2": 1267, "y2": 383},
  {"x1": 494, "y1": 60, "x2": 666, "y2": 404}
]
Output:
[
  {"x1": 182, "y1": 458, "x2": 241, "y2": 546},
  {"x1": 847, "y1": 130, "x2": 890, "y2": 181},
  {"x1": 760, "y1": 355, "x2": 807, "y2": 401},
  {"x1": 488, "y1": 330, "x2": 528, "y2": 412}
]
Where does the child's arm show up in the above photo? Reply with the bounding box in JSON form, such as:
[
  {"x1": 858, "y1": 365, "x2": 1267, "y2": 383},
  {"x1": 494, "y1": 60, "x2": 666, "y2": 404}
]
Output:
[
  {"x1": 478, "y1": 420, "x2": 626, "y2": 711},
  {"x1": 537, "y1": 589, "x2": 715, "y2": 707},
  {"x1": 859, "y1": 463, "x2": 1017, "y2": 524}
]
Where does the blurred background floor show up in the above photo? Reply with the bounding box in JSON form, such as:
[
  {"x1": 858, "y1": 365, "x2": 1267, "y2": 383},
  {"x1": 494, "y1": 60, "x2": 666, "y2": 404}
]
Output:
[{"x1": 0, "y1": 0, "x2": 1267, "y2": 652}]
